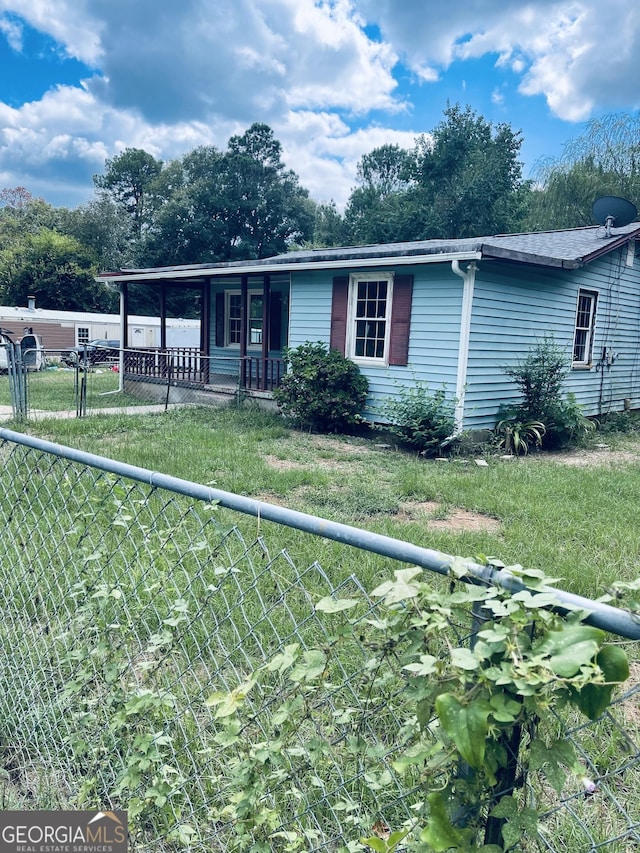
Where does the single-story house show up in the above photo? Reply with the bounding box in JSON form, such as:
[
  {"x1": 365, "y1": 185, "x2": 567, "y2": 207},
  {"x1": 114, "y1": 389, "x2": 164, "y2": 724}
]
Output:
[{"x1": 99, "y1": 222, "x2": 640, "y2": 431}]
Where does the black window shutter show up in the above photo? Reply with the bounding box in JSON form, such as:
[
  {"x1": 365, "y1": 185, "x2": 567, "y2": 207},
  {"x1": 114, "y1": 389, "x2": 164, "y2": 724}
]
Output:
[
  {"x1": 389, "y1": 275, "x2": 413, "y2": 366},
  {"x1": 215, "y1": 292, "x2": 225, "y2": 348},
  {"x1": 269, "y1": 291, "x2": 282, "y2": 351},
  {"x1": 330, "y1": 276, "x2": 349, "y2": 355}
]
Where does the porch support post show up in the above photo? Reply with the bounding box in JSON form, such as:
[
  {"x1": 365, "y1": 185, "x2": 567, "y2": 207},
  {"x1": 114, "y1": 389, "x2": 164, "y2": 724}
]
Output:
[
  {"x1": 202, "y1": 277, "x2": 211, "y2": 384},
  {"x1": 160, "y1": 282, "x2": 167, "y2": 350},
  {"x1": 121, "y1": 282, "x2": 129, "y2": 348},
  {"x1": 240, "y1": 274, "x2": 248, "y2": 387},
  {"x1": 118, "y1": 282, "x2": 128, "y2": 392},
  {"x1": 261, "y1": 274, "x2": 270, "y2": 391}
]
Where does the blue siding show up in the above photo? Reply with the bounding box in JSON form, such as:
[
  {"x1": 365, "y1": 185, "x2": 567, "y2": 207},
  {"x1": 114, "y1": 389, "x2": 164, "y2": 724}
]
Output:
[
  {"x1": 465, "y1": 247, "x2": 640, "y2": 430},
  {"x1": 290, "y1": 265, "x2": 464, "y2": 422}
]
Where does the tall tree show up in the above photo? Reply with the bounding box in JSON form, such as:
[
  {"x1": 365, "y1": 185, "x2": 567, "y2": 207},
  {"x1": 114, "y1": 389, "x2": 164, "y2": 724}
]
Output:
[
  {"x1": 93, "y1": 148, "x2": 164, "y2": 238},
  {"x1": 527, "y1": 112, "x2": 640, "y2": 229},
  {"x1": 57, "y1": 197, "x2": 135, "y2": 271},
  {"x1": 139, "y1": 124, "x2": 313, "y2": 266},
  {"x1": 410, "y1": 104, "x2": 530, "y2": 239},
  {"x1": 343, "y1": 106, "x2": 530, "y2": 245},
  {"x1": 344, "y1": 144, "x2": 413, "y2": 244}
]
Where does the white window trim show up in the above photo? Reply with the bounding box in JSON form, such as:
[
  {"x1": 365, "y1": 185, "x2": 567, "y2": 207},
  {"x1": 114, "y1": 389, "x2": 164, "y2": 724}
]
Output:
[
  {"x1": 346, "y1": 273, "x2": 394, "y2": 366},
  {"x1": 572, "y1": 289, "x2": 598, "y2": 368},
  {"x1": 224, "y1": 289, "x2": 264, "y2": 349}
]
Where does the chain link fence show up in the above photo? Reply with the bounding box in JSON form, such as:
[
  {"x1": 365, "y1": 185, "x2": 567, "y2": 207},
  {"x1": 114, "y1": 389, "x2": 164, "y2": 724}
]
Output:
[
  {"x1": 0, "y1": 429, "x2": 638, "y2": 851},
  {"x1": 0, "y1": 344, "x2": 277, "y2": 422}
]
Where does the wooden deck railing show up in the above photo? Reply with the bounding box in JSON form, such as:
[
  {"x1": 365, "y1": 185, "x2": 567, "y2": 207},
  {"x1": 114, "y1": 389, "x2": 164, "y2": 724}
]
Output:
[{"x1": 123, "y1": 348, "x2": 284, "y2": 391}]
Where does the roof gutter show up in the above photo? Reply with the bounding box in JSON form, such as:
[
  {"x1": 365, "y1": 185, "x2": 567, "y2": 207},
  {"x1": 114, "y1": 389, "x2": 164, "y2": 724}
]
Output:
[{"x1": 98, "y1": 250, "x2": 483, "y2": 284}]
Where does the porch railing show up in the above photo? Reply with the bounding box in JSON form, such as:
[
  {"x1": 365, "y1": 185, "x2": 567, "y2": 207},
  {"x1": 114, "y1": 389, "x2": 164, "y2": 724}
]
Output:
[{"x1": 122, "y1": 347, "x2": 284, "y2": 391}]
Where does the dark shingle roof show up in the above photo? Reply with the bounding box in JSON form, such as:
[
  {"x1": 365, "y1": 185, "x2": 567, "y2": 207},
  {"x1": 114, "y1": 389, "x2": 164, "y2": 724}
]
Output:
[
  {"x1": 102, "y1": 223, "x2": 640, "y2": 280},
  {"x1": 272, "y1": 223, "x2": 640, "y2": 270}
]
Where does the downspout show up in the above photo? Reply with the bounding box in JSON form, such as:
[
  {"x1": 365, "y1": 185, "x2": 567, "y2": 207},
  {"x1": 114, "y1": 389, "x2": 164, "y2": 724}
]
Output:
[{"x1": 451, "y1": 259, "x2": 477, "y2": 432}]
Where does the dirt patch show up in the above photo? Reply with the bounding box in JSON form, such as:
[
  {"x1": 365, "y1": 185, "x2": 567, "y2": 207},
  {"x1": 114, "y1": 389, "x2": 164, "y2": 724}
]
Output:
[
  {"x1": 621, "y1": 661, "x2": 640, "y2": 730},
  {"x1": 308, "y1": 436, "x2": 373, "y2": 455},
  {"x1": 544, "y1": 445, "x2": 640, "y2": 467},
  {"x1": 397, "y1": 500, "x2": 501, "y2": 532},
  {"x1": 264, "y1": 454, "x2": 308, "y2": 471}
]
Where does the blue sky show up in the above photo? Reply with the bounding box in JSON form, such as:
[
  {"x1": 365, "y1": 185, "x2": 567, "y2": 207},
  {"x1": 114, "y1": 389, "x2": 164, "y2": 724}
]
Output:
[{"x1": 0, "y1": 0, "x2": 639, "y2": 213}]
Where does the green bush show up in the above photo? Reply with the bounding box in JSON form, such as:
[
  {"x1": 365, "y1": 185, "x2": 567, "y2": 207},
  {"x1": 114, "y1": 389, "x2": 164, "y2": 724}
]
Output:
[
  {"x1": 503, "y1": 335, "x2": 569, "y2": 426},
  {"x1": 500, "y1": 338, "x2": 594, "y2": 450},
  {"x1": 384, "y1": 382, "x2": 456, "y2": 455},
  {"x1": 273, "y1": 341, "x2": 369, "y2": 432}
]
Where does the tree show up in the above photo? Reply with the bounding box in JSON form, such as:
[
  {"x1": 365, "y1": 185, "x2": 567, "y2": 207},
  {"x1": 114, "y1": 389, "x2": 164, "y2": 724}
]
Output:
[
  {"x1": 527, "y1": 112, "x2": 640, "y2": 230},
  {"x1": 0, "y1": 229, "x2": 115, "y2": 311},
  {"x1": 342, "y1": 106, "x2": 530, "y2": 245},
  {"x1": 221, "y1": 123, "x2": 314, "y2": 259},
  {"x1": 0, "y1": 188, "x2": 59, "y2": 247},
  {"x1": 139, "y1": 124, "x2": 314, "y2": 266},
  {"x1": 93, "y1": 148, "x2": 164, "y2": 238},
  {"x1": 343, "y1": 144, "x2": 413, "y2": 245},
  {"x1": 57, "y1": 197, "x2": 136, "y2": 271},
  {"x1": 409, "y1": 104, "x2": 530, "y2": 239}
]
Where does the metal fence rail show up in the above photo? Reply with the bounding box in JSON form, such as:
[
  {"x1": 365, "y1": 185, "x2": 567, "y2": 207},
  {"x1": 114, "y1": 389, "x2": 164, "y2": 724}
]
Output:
[{"x1": 0, "y1": 428, "x2": 638, "y2": 852}]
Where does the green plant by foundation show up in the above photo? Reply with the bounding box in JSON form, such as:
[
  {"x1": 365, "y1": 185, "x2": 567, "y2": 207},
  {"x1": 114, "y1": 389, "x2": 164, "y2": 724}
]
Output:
[{"x1": 273, "y1": 341, "x2": 369, "y2": 432}]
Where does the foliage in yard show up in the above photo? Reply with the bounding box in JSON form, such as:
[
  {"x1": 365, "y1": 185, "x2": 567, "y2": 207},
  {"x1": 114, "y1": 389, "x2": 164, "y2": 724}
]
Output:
[
  {"x1": 209, "y1": 559, "x2": 630, "y2": 851},
  {"x1": 498, "y1": 337, "x2": 595, "y2": 451},
  {"x1": 383, "y1": 382, "x2": 456, "y2": 455},
  {"x1": 273, "y1": 341, "x2": 369, "y2": 432},
  {"x1": 1, "y1": 419, "x2": 639, "y2": 852}
]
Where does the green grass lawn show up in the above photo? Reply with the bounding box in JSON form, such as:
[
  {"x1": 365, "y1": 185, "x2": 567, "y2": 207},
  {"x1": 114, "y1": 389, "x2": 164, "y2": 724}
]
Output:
[{"x1": 8, "y1": 402, "x2": 640, "y2": 601}]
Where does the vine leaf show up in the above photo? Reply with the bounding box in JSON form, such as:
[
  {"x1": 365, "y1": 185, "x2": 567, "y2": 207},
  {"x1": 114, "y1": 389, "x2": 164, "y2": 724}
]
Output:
[
  {"x1": 571, "y1": 644, "x2": 630, "y2": 720},
  {"x1": 315, "y1": 596, "x2": 358, "y2": 613},
  {"x1": 420, "y1": 792, "x2": 468, "y2": 851},
  {"x1": 435, "y1": 693, "x2": 491, "y2": 769}
]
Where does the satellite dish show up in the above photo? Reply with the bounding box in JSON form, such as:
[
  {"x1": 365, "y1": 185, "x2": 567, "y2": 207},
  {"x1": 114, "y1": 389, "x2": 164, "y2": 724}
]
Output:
[{"x1": 592, "y1": 196, "x2": 638, "y2": 237}]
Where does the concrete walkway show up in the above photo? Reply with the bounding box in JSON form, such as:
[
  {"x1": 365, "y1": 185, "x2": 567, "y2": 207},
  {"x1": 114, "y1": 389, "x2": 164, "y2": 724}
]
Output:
[{"x1": 0, "y1": 403, "x2": 182, "y2": 422}]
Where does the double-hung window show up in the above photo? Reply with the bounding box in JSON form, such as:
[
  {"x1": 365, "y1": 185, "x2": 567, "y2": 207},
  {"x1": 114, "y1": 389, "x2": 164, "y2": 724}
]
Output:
[
  {"x1": 224, "y1": 291, "x2": 263, "y2": 348},
  {"x1": 572, "y1": 289, "x2": 598, "y2": 367},
  {"x1": 347, "y1": 274, "x2": 393, "y2": 364}
]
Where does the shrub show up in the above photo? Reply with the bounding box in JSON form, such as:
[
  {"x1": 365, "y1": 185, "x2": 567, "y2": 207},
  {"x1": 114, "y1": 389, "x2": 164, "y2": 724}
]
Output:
[
  {"x1": 384, "y1": 382, "x2": 456, "y2": 455},
  {"x1": 273, "y1": 341, "x2": 369, "y2": 432},
  {"x1": 499, "y1": 338, "x2": 594, "y2": 450},
  {"x1": 546, "y1": 392, "x2": 596, "y2": 447},
  {"x1": 503, "y1": 335, "x2": 569, "y2": 426}
]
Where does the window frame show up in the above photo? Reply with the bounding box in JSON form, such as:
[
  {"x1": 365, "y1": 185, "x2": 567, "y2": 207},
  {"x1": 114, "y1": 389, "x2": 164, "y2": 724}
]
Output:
[
  {"x1": 572, "y1": 288, "x2": 598, "y2": 368},
  {"x1": 346, "y1": 273, "x2": 394, "y2": 366},
  {"x1": 224, "y1": 289, "x2": 264, "y2": 349}
]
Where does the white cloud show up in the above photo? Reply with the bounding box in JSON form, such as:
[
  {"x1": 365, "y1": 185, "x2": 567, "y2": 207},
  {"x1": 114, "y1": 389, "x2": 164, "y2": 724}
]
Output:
[
  {"x1": 0, "y1": 15, "x2": 23, "y2": 50},
  {"x1": 1, "y1": 0, "x2": 639, "y2": 212},
  {"x1": 0, "y1": 0, "x2": 102, "y2": 63},
  {"x1": 356, "y1": 0, "x2": 640, "y2": 120}
]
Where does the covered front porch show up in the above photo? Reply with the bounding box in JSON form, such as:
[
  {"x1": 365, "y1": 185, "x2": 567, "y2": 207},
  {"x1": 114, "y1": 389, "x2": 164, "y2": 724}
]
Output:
[{"x1": 111, "y1": 264, "x2": 291, "y2": 397}]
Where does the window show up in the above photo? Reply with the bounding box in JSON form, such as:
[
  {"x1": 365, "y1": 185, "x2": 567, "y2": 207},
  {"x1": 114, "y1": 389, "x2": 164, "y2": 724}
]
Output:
[
  {"x1": 330, "y1": 274, "x2": 413, "y2": 366},
  {"x1": 224, "y1": 291, "x2": 263, "y2": 348},
  {"x1": 77, "y1": 327, "x2": 90, "y2": 345},
  {"x1": 572, "y1": 289, "x2": 598, "y2": 366},
  {"x1": 347, "y1": 275, "x2": 393, "y2": 364}
]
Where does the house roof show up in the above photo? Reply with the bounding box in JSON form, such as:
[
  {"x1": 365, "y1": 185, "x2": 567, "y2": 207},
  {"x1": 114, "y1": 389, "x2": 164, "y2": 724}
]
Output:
[{"x1": 99, "y1": 222, "x2": 640, "y2": 282}]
